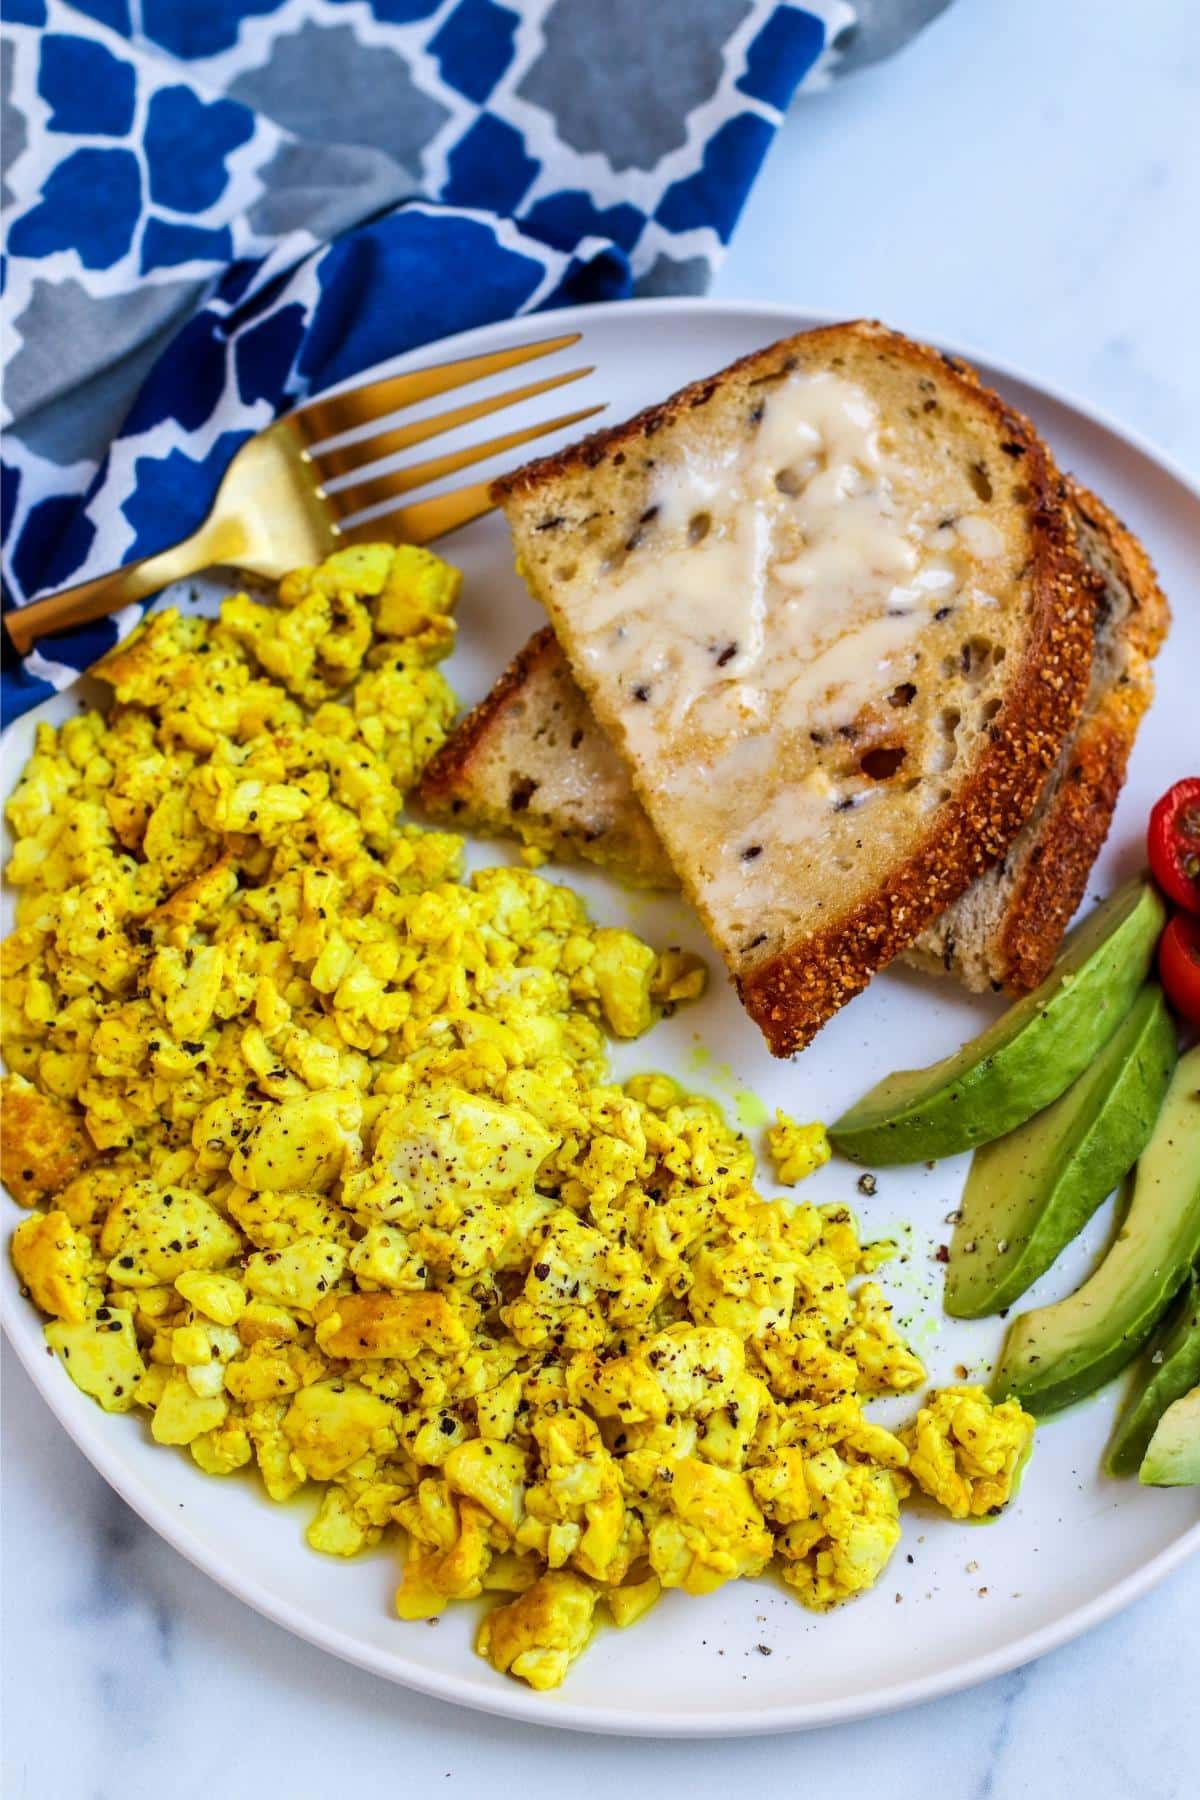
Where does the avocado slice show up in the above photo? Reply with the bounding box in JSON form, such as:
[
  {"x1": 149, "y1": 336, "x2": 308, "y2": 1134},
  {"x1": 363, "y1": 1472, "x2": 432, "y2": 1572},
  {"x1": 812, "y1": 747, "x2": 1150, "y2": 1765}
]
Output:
[
  {"x1": 830, "y1": 880, "x2": 1165, "y2": 1166},
  {"x1": 992, "y1": 1046, "x2": 1200, "y2": 1416},
  {"x1": 945, "y1": 985, "x2": 1176, "y2": 1318},
  {"x1": 1107, "y1": 1271, "x2": 1200, "y2": 1476},
  {"x1": 1139, "y1": 1386, "x2": 1200, "y2": 1486}
]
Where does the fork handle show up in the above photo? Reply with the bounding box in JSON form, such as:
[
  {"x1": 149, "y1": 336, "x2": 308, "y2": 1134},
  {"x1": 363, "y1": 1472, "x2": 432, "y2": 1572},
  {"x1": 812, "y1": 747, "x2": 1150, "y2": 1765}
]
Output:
[{"x1": 4, "y1": 518, "x2": 241, "y2": 656}]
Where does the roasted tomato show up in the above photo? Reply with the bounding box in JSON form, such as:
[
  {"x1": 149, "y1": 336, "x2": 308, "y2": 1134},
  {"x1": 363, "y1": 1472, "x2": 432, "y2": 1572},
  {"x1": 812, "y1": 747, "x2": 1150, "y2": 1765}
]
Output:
[
  {"x1": 1148, "y1": 778, "x2": 1200, "y2": 914},
  {"x1": 1159, "y1": 911, "x2": 1200, "y2": 1025}
]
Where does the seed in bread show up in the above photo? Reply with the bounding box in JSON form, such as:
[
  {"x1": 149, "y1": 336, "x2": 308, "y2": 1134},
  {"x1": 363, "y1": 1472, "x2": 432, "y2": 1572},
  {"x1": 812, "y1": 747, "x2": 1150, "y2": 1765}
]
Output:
[{"x1": 491, "y1": 322, "x2": 1095, "y2": 1055}]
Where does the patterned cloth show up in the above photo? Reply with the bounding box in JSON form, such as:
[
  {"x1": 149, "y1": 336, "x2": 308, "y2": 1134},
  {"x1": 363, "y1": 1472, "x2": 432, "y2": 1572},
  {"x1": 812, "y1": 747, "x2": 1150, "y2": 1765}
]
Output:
[{"x1": 1, "y1": 0, "x2": 949, "y2": 718}]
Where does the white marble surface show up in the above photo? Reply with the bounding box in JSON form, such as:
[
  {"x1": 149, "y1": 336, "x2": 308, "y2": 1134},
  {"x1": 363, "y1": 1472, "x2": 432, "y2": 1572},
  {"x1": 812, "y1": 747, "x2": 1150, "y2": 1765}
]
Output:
[
  {"x1": 724, "y1": 0, "x2": 1200, "y2": 473},
  {"x1": 3, "y1": 0, "x2": 1198, "y2": 1793}
]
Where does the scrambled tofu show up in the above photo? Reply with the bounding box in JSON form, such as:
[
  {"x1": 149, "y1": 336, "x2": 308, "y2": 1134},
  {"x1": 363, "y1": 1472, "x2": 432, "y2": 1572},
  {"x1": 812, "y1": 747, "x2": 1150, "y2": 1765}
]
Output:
[
  {"x1": 767, "y1": 1112, "x2": 830, "y2": 1185},
  {"x1": 899, "y1": 1386, "x2": 1035, "y2": 1519},
  {"x1": 2, "y1": 544, "x2": 1032, "y2": 1692}
]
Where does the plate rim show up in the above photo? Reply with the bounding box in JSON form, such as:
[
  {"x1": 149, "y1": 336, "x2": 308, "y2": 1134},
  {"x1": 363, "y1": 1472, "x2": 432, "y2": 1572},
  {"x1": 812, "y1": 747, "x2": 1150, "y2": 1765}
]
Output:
[{"x1": 3, "y1": 294, "x2": 1198, "y2": 1738}]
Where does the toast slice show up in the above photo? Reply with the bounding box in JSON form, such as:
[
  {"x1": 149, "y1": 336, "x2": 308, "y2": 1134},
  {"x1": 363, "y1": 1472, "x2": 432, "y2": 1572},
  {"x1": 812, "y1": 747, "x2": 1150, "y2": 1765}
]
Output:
[
  {"x1": 418, "y1": 624, "x2": 676, "y2": 886},
  {"x1": 486, "y1": 322, "x2": 1094, "y2": 1054},
  {"x1": 906, "y1": 480, "x2": 1169, "y2": 990},
  {"x1": 418, "y1": 477, "x2": 1166, "y2": 991}
]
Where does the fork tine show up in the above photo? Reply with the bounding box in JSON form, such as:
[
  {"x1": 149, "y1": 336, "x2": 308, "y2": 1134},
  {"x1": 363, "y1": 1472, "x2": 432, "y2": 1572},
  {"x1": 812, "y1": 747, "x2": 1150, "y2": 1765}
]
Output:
[
  {"x1": 287, "y1": 332, "x2": 582, "y2": 448},
  {"x1": 324, "y1": 403, "x2": 605, "y2": 521},
  {"x1": 340, "y1": 477, "x2": 499, "y2": 548},
  {"x1": 309, "y1": 365, "x2": 594, "y2": 484}
]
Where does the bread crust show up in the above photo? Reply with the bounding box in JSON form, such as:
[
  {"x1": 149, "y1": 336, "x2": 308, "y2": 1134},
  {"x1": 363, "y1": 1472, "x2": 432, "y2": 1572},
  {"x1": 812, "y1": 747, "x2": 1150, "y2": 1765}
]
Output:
[
  {"x1": 1068, "y1": 479, "x2": 1171, "y2": 663},
  {"x1": 418, "y1": 626, "x2": 560, "y2": 813},
  {"x1": 495, "y1": 321, "x2": 1098, "y2": 1056},
  {"x1": 990, "y1": 481, "x2": 1169, "y2": 990}
]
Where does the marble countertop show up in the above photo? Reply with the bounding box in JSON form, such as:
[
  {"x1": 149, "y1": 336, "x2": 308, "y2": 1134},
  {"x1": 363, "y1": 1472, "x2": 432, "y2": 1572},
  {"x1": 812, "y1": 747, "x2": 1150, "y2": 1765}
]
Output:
[{"x1": 3, "y1": 1, "x2": 1198, "y2": 1794}]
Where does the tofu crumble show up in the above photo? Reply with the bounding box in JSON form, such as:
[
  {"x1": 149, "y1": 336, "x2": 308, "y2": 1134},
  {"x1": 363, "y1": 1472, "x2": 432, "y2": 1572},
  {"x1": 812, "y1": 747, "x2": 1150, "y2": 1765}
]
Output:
[{"x1": 2, "y1": 545, "x2": 1032, "y2": 1689}]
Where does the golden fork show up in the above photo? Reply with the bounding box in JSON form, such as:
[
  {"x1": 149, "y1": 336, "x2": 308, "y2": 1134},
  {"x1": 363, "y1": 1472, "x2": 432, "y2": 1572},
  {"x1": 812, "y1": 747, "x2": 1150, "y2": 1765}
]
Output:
[{"x1": 6, "y1": 333, "x2": 600, "y2": 655}]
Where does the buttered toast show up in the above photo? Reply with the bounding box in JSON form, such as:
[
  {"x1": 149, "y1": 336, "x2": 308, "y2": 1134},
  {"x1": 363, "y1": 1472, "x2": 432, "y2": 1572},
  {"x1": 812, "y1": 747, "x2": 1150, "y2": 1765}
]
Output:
[
  {"x1": 487, "y1": 322, "x2": 1095, "y2": 1053},
  {"x1": 418, "y1": 478, "x2": 1166, "y2": 996}
]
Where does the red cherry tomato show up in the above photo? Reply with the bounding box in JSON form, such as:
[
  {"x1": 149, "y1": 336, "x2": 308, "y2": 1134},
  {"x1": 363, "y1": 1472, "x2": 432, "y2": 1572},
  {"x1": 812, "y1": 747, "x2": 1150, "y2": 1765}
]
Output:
[
  {"x1": 1148, "y1": 777, "x2": 1200, "y2": 914},
  {"x1": 1159, "y1": 911, "x2": 1200, "y2": 1025}
]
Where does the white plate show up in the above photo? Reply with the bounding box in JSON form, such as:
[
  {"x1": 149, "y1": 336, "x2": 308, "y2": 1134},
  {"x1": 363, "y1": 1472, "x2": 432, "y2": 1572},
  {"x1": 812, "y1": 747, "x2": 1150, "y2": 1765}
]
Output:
[{"x1": 3, "y1": 300, "x2": 1198, "y2": 1737}]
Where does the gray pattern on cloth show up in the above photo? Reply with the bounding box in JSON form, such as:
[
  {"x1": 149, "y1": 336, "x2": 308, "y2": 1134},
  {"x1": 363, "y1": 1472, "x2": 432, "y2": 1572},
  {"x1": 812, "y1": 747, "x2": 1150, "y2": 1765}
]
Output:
[
  {"x1": 229, "y1": 23, "x2": 451, "y2": 179},
  {"x1": 519, "y1": 0, "x2": 756, "y2": 170}
]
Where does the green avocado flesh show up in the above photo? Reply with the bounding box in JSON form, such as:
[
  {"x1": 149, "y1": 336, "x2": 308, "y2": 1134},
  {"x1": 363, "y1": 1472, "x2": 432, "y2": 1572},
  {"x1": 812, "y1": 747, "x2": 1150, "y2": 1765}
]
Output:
[
  {"x1": 1139, "y1": 1386, "x2": 1200, "y2": 1487},
  {"x1": 1107, "y1": 1273, "x2": 1200, "y2": 1476},
  {"x1": 992, "y1": 1046, "x2": 1200, "y2": 1417},
  {"x1": 830, "y1": 880, "x2": 1165, "y2": 1166},
  {"x1": 945, "y1": 985, "x2": 1176, "y2": 1319}
]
